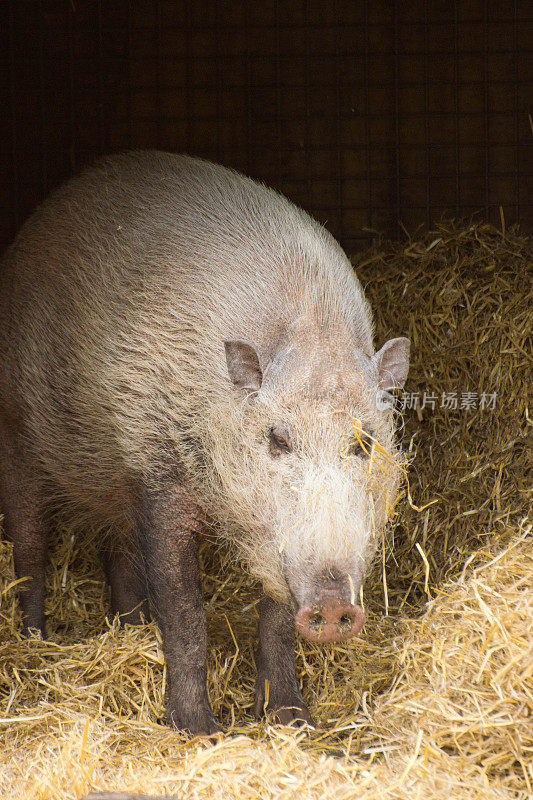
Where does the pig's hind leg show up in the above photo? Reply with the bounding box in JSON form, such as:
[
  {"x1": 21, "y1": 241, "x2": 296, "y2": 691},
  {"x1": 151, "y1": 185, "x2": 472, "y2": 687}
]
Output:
[
  {"x1": 0, "y1": 418, "x2": 49, "y2": 636},
  {"x1": 135, "y1": 483, "x2": 221, "y2": 737},
  {"x1": 254, "y1": 593, "x2": 314, "y2": 727},
  {"x1": 99, "y1": 542, "x2": 151, "y2": 625}
]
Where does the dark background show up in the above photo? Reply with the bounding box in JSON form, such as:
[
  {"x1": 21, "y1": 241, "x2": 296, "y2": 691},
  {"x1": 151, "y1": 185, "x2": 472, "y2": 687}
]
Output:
[{"x1": 1, "y1": 0, "x2": 531, "y2": 256}]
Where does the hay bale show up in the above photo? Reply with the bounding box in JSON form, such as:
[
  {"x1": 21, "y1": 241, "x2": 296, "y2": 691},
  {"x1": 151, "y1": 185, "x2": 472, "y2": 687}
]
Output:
[{"x1": 0, "y1": 221, "x2": 531, "y2": 799}]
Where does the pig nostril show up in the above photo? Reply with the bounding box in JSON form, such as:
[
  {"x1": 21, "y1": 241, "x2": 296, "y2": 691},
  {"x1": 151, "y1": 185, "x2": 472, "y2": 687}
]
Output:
[
  {"x1": 338, "y1": 613, "x2": 354, "y2": 632},
  {"x1": 308, "y1": 613, "x2": 326, "y2": 633}
]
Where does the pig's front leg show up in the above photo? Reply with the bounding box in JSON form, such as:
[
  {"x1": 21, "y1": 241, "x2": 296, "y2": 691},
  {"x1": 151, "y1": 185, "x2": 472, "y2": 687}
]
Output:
[
  {"x1": 254, "y1": 593, "x2": 314, "y2": 727},
  {"x1": 136, "y1": 484, "x2": 221, "y2": 737}
]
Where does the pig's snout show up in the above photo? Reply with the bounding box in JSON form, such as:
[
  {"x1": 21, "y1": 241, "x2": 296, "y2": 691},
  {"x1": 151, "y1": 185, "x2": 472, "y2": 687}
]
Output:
[{"x1": 295, "y1": 595, "x2": 365, "y2": 643}]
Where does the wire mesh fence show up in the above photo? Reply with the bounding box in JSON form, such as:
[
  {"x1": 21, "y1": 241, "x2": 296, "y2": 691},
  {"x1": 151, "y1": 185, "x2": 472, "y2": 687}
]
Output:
[{"x1": 1, "y1": 0, "x2": 531, "y2": 254}]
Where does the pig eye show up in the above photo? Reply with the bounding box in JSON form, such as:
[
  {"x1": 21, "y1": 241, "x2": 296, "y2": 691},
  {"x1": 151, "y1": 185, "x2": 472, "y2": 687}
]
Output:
[
  {"x1": 269, "y1": 427, "x2": 292, "y2": 456},
  {"x1": 347, "y1": 429, "x2": 374, "y2": 458}
]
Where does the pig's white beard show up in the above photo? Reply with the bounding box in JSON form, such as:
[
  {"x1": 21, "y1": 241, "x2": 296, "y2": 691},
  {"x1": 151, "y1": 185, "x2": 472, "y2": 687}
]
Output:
[{"x1": 275, "y1": 463, "x2": 379, "y2": 605}]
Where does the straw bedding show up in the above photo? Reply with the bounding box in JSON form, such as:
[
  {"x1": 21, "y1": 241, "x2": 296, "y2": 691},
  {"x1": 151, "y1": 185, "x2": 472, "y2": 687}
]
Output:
[{"x1": 0, "y1": 221, "x2": 531, "y2": 799}]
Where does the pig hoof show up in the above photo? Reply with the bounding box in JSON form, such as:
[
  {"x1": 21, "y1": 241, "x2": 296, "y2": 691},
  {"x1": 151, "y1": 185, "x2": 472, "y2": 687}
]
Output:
[
  {"x1": 166, "y1": 706, "x2": 223, "y2": 739},
  {"x1": 271, "y1": 704, "x2": 315, "y2": 728},
  {"x1": 254, "y1": 682, "x2": 314, "y2": 728}
]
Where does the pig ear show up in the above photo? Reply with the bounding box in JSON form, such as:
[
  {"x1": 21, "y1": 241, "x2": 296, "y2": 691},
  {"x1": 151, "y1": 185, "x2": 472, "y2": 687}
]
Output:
[
  {"x1": 224, "y1": 340, "x2": 263, "y2": 392},
  {"x1": 373, "y1": 337, "x2": 410, "y2": 391}
]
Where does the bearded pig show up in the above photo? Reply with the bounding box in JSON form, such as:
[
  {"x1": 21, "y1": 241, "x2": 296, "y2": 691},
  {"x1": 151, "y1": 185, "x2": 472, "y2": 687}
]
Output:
[{"x1": 0, "y1": 151, "x2": 410, "y2": 734}]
